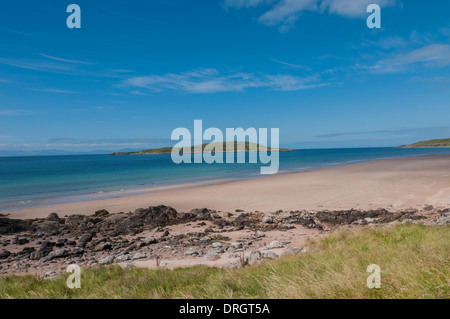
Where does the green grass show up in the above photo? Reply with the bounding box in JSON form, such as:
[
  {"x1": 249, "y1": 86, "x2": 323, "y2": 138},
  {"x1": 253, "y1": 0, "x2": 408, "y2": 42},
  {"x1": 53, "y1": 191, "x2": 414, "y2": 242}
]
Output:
[
  {"x1": 399, "y1": 138, "x2": 450, "y2": 148},
  {"x1": 1, "y1": 224, "x2": 448, "y2": 299}
]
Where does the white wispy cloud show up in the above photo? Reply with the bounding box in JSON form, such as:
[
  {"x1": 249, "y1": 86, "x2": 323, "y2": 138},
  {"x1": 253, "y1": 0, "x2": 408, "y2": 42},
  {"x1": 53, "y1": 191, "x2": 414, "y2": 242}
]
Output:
[
  {"x1": 0, "y1": 109, "x2": 36, "y2": 116},
  {"x1": 30, "y1": 88, "x2": 79, "y2": 94},
  {"x1": 361, "y1": 35, "x2": 409, "y2": 50},
  {"x1": 271, "y1": 58, "x2": 311, "y2": 70},
  {"x1": 319, "y1": 0, "x2": 397, "y2": 18},
  {"x1": 0, "y1": 54, "x2": 125, "y2": 79},
  {"x1": 120, "y1": 68, "x2": 326, "y2": 94},
  {"x1": 225, "y1": 0, "x2": 398, "y2": 31},
  {"x1": 224, "y1": 0, "x2": 273, "y2": 8},
  {"x1": 0, "y1": 57, "x2": 77, "y2": 73},
  {"x1": 38, "y1": 54, "x2": 95, "y2": 65},
  {"x1": 362, "y1": 44, "x2": 450, "y2": 73},
  {"x1": 316, "y1": 126, "x2": 450, "y2": 139}
]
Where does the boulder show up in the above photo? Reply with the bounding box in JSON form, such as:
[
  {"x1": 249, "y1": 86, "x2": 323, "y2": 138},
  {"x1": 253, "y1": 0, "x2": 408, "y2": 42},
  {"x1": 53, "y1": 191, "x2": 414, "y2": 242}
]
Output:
[
  {"x1": 0, "y1": 218, "x2": 33, "y2": 235},
  {"x1": 46, "y1": 213, "x2": 62, "y2": 222},
  {"x1": 230, "y1": 242, "x2": 243, "y2": 249},
  {"x1": 212, "y1": 242, "x2": 223, "y2": 248},
  {"x1": 204, "y1": 253, "x2": 220, "y2": 261},
  {"x1": 436, "y1": 213, "x2": 450, "y2": 225},
  {"x1": 39, "y1": 241, "x2": 55, "y2": 254},
  {"x1": 247, "y1": 251, "x2": 261, "y2": 265},
  {"x1": 48, "y1": 249, "x2": 69, "y2": 259},
  {"x1": 70, "y1": 247, "x2": 84, "y2": 255},
  {"x1": 132, "y1": 253, "x2": 146, "y2": 260},
  {"x1": 255, "y1": 230, "x2": 265, "y2": 238},
  {"x1": 262, "y1": 216, "x2": 273, "y2": 224},
  {"x1": 0, "y1": 250, "x2": 11, "y2": 260},
  {"x1": 262, "y1": 252, "x2": 278, "y2": 260},
  {"x1": 185, "y1": 248, "x2": 199, "y2": 256},
  {"x1": 189, "y1": 208, "x2": 213, "y2": 220},
  {"x1": 143, "y1": 237, "x2": 157, "y2": 245},
  {"x1": 77, "y1": 234, "x2": 94, "y2": 247},
  {"x1": 266, "y1": 241, "x2": 284, "y2": 249},
  {"x1": 99, "y1": 256, "x2": 114, "y2": 265},
  {"x1": 115, "y1": 254, "x2": 131, "y2": 262},
  {"x1": 94, "y1": 242, "x2": 112, "y2": 252},
  {"x1": 30, "y1": 251, "x2": 44, "y2": 260}
]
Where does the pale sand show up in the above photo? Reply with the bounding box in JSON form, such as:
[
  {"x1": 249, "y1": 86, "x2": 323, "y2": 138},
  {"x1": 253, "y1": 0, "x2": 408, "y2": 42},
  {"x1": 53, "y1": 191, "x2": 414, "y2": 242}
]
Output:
[{"x1": 6, "y1": 155, "x2": 450, "y2": 219}]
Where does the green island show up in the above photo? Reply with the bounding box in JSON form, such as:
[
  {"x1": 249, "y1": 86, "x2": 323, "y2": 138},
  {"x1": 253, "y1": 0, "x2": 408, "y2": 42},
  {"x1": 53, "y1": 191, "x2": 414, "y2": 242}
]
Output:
[
  {"x1": 398, "y1": 138, "x2": 450, "y2": 148},
  {"x1": 112, "y1": 142, "x2": 293, "y2": 155}
]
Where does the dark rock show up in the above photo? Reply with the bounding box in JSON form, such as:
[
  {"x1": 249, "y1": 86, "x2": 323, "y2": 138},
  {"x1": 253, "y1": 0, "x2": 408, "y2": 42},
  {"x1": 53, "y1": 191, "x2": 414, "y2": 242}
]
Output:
[
  {"x1": 112, "y1": 206, "x2": 183, "y2": 235},
  {"x1": 65, "y1": 214, "x2": 87, "y2": 227},
  {"x1": 315, "y1": 209, "x2": 393, "y2": 225},
  {"x1": 46, "y1": 213, "x2": 62, "y2": 222},
  {"x1": 99, "y1": 256, "x2": 114, "y2": 265},
  {"x1": 39, "y1": 241, "x2": 55, "y2": 254},
  {"x1": 30, "y1": 251, "x2": 44, "y2": 260},
  {"x1": 19, "y1": 247, "x2": 35, "y2": 255},
  {"x1": 94, "y1": 209, "x2": 110, "y2": 218},
  {"x1": 0, "y1": 218, "x2": 33, "y2": 235},
  {"x1": 213, "y1": 219, "x2": 230, "y2": 227},
  {"x1": 189, "y1": 208, "x2": 213, "y2": 220},
  {"x1": 12, "y1": 237, "x2": 29, "y2": 245},
  {"x1": 55, "y1": 238, "x2": 67, "y2": 247},
  {"x1": 77, "y1": 234, "x2": 94, "y2": 247},
  {"x1": 48, "y1": 249, "x2": 69, "y2": 259},
  {"x1": 143, "y1": 237, "x2": 157, "y2": 245},
  {"x1": 70, "y1": 247, "x2": 84, "y2": 255},
  {"x1": 185, "y1": 248, "x2": 199, "y2": 255},
  {"x1": 0, "y1": 250, "x2": 11, "y2": 259},
  {"x1": 94, "y1": 242, "x2": 112, "y2": 252}
]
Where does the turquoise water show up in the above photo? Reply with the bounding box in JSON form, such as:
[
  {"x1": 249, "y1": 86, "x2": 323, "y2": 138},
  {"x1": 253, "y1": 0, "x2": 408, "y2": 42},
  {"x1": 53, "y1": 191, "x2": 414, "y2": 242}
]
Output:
[{"x1": 1, "y1": 147, "x2": 450, "y2": 211}]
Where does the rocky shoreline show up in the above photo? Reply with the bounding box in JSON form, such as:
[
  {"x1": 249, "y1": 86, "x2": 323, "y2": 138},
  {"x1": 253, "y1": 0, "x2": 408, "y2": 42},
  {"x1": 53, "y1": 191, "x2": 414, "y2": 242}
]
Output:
[{"x1": 0, "y1": 205, "x2": 449, "y2": 278}]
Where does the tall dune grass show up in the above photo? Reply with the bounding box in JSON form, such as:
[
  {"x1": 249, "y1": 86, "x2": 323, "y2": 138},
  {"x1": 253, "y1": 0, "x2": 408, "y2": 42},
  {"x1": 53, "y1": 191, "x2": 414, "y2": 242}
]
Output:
[{"x1": 0, "y1": 224, "x2": 448, "y2": 299}]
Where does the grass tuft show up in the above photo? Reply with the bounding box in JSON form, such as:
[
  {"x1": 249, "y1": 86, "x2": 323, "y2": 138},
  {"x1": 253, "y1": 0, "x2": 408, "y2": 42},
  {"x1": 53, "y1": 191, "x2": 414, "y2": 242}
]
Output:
[{"x1": 0, "y1": 224, "x2": 448, "y2": 299}]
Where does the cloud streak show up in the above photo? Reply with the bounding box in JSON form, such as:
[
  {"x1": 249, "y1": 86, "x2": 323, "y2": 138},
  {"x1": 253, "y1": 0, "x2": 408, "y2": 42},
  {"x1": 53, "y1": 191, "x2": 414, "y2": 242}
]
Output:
[
  {"x1": 361, "y1": 44, "x2": 450, "y2": 73},
  {"x1": 0, "y1": 54, "x2": 128, "y2": 79},
  {"x1": 120, "y1": 68, "x2": 327, "y2": 94},
  {"x1": 0, "y1": 109, "x2": 36, "y2": 116},
  {"x1": 225, "y1": 0, "x2": 398, "y2": 31},
  {"x1": 316, "y1": 126, "x2": 450, "y2": 139}
]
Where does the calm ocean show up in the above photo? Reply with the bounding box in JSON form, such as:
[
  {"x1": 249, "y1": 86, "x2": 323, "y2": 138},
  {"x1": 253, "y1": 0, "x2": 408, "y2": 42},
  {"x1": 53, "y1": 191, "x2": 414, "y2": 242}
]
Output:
[{"x1": 1, "y1": 147, "x2": 450, "y2": 211}]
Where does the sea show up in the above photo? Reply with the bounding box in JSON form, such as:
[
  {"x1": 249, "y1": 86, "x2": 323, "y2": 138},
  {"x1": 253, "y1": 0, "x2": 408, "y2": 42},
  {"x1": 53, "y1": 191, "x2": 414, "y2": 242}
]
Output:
[{"x1": 1, "y1": 147, "x2": 450, "y2": 211}]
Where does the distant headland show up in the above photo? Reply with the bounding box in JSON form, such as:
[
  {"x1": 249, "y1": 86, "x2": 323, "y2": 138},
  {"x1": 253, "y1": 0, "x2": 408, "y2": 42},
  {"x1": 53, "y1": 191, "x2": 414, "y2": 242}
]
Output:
[
  {"x1": 398, "y1": 138, "x2": 450, "y2": 148},
  {"x1": 111, "y1": 141, "x2": 293, "y2": 155}
]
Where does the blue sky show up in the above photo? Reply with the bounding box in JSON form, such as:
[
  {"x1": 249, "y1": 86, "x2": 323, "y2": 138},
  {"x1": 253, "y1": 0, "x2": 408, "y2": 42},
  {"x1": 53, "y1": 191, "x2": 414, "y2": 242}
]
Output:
[{"x1": 0, "y1": 0, "x2": 449, "y2": 153}]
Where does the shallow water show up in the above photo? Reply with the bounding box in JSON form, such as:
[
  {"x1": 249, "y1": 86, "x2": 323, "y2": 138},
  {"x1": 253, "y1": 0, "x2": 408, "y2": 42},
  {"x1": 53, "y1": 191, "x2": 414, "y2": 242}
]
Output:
[{"x1": 1, "y1": 147, "x2": 449, "y2": 210}]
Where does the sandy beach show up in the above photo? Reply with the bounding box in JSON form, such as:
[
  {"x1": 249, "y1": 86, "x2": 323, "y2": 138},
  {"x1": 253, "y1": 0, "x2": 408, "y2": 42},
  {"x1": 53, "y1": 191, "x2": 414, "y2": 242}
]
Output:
[
  {"x1": 1, "y1": 154, "x2": 449, "y2": 276},
  {"x1": 7, "y1": 154, "x2": 450, "y2": 219}
]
